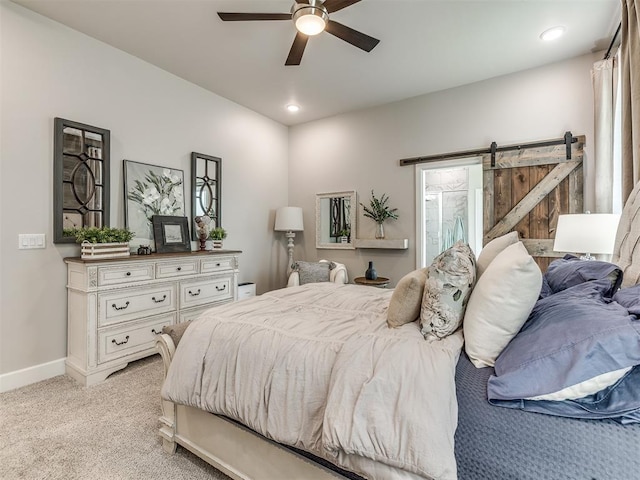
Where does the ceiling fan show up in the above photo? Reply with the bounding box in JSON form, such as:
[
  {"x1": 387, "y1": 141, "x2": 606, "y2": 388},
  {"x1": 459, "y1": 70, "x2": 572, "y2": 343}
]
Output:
[{"x1": 217, "y1": 0, "x2": 380, "y2": 66}]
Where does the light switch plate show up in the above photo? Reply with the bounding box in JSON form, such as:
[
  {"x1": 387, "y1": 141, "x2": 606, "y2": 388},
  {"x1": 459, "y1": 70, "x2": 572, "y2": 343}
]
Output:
[{"x1": 19, "y1": 234, "x2": 46, "y2": 249}]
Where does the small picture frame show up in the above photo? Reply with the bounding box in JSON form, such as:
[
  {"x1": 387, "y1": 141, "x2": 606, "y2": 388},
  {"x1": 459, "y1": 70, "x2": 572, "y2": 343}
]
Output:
[{"x1": 152, "y1": 215, "x2": 191, "y2": 253}]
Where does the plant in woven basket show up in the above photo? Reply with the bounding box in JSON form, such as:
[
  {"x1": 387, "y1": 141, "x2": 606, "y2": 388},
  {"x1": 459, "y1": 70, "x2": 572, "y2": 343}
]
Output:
[
  {"x1": 63, "y1": 227, "x2": 135, "y2": 244},
  {"x1": 360, "y1": 190, "x2": 398, "y2": 239}
]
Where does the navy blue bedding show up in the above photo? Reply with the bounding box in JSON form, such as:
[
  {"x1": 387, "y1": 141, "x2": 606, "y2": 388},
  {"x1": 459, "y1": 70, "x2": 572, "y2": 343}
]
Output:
[
  {"x1": 455, "y1": 353, "x2": 640, "y2": 480},
  {"x1": 486, "y1": 258, "x2": 640, "y2": 423}
]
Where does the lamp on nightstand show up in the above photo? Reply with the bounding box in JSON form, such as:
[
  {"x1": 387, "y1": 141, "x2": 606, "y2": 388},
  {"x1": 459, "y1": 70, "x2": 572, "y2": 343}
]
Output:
[
  {"x1": 553, "y1": 213, "x2": 621, "y2": 260},
  {"x1": 275, "y1": 206, "x2": 304, "y2": 275}
]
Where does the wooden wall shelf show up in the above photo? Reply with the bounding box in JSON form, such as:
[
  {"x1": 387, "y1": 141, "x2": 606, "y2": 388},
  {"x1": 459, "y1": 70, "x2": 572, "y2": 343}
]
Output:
[{"x1": 354, "y1": 239, "x2": 409, "y2": 250}]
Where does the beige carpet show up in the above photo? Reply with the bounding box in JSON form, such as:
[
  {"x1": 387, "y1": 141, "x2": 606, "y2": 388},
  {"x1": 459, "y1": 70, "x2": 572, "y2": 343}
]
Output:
[{"x1": 0, "y1": 355, "x2": 230, "y2": 480}]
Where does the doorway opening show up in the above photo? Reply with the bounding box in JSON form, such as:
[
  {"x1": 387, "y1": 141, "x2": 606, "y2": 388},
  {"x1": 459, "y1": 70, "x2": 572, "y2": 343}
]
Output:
[{"x1": 416, "y1": 158, "x2": 483, "y2": 268}]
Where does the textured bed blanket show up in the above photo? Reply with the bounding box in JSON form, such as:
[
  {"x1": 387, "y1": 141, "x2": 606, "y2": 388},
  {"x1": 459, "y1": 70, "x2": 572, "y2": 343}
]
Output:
[{"x1": 161, "y1": 283, "x2": 462, "y2": 480}]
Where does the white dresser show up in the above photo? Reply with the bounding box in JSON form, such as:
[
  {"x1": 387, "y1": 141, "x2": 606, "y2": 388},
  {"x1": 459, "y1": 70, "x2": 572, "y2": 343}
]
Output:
[{"x1": 65, "y1": 250, "x2": 241, "y2": 386}]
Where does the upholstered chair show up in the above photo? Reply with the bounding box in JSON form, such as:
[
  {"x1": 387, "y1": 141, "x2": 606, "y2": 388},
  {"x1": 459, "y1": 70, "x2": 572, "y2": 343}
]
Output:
[{"x1": 287, "y1": 259, "x2": 348, "y2": 287}]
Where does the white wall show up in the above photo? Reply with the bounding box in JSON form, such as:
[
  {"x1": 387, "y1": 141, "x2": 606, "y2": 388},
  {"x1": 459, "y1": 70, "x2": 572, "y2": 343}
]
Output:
[
  {"x1": 289, "y1": 52, "x2": 599, "y2": 285},
  {"x1": 0, "y1": 2, "x2": 289, "y2": 375}
]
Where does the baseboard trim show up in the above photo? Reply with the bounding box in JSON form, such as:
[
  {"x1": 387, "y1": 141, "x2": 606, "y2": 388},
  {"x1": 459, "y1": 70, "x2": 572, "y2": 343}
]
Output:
[{"x1": 0, "y1": 358, "x2": 66, "y2": 393}]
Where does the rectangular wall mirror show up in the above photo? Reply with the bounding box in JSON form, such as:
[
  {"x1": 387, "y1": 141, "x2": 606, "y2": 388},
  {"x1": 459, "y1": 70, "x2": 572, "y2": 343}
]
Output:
[
  {"x1": 191, "y1": 152, "x2": 221, "y2": 240},
  {"x1": 53, "y1": 118, "x2": 110, "y2": 243},
  {"x1": 316, "y1": 190, "x2": 357, "y2": 249}
]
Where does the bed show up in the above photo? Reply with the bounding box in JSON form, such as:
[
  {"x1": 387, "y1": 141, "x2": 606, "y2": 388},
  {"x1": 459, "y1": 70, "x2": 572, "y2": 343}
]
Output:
[{"x1": 157, "y1": 182, "x2": 640, "y2": 480}]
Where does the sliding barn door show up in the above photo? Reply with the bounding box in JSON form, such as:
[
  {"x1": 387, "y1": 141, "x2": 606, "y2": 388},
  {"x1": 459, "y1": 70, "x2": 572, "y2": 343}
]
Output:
[{"x1": 482, "y1": 136, "x2": 585, "y2": 271}]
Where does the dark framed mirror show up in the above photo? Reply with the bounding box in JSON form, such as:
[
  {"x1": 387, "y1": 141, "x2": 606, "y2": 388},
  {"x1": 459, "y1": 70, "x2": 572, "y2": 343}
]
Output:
[
  {"x1": 191, "y1": 152, "x2": 221, "y2": 240},
  {"x1": 315, "y1": 190, "x2": 357, "y2": 249},
  {"x1": 53, "y1": 118, "x2": 110, "y2": 243}
]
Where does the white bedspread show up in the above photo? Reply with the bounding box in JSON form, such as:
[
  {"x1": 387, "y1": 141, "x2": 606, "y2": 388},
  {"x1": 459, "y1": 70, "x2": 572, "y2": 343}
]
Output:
[{"x1": 161, "y1": 283, "x2": 462, "y2": 480}]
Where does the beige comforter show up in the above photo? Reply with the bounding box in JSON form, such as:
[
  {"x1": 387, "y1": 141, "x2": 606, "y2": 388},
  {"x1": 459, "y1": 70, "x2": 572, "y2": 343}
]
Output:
[{"x1": 161, "y1": 283, "x2": 463, "y2": 480}]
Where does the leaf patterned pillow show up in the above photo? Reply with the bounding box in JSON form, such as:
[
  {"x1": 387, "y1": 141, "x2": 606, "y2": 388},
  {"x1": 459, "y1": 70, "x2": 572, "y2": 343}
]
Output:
[{"x1": 420, "y1": 242, "x2": 476, "y2": 340}]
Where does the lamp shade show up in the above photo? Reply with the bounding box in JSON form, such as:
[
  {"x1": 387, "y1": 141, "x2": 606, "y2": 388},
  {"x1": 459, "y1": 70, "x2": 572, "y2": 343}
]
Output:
[
  {"x1": 553, "y1": 213, "x2": 621, "y2": 255},
  {"x1": 274, "y1": 207, "x2": 304, "y2": 232}
]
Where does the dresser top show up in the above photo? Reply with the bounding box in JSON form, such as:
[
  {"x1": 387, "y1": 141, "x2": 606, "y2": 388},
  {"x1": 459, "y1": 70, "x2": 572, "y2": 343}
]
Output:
[{"x1": 64, "y1": 249, "x2": 242, "y2": 264}]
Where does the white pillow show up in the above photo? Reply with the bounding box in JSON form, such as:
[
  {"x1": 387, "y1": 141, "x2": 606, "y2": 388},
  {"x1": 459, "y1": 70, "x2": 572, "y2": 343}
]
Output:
[
  {"x1": 526, "y1": 366, "x2": 633, "y2": 401},
  {"x1": 463, "y1": 241, "x2": 542, "y2": 368},
  {"x1": 476, "y1": 231, "x2": 519, "y2": 279}
]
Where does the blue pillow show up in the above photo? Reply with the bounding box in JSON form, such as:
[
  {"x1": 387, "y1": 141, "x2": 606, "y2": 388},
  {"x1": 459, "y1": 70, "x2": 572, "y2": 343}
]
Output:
[
  {"x1": 541, "y1": 255, "x2": 622, "y2": 298},
  {"x1": 614, "y1": 284, "x2": 640, "y2": 316},
  {"x1": 488, "y1": 279, "x2": 640, "y2": 402}
]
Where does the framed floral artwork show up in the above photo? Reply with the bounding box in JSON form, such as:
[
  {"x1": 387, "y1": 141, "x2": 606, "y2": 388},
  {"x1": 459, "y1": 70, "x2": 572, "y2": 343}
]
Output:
[{"x1": 124, "y1": 160, "x2": 185, "y2": 250}]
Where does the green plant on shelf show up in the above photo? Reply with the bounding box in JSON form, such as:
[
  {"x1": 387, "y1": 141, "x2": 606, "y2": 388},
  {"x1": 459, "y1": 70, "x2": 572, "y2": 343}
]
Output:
[
  {"x1": 360, "y1": 190, "x2": 399, "y2": 224},
  {"x1": 63, "y1": 227, "x2": 135, "y2": 244},
  {"x1": 208, "y1": 227, "x2": 227, "y2": 241}
]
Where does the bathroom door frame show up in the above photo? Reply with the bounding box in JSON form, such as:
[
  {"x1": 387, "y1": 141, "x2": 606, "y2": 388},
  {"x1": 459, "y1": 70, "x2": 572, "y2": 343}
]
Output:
[{"x1": 415, "y1": 157, "x2": 483, "y2": 269}]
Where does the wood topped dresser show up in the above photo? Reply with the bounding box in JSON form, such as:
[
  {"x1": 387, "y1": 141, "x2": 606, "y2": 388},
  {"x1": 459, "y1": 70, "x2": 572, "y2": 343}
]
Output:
[{"x1": 65, "y1": 250, "x2": 241, "y2": 386}]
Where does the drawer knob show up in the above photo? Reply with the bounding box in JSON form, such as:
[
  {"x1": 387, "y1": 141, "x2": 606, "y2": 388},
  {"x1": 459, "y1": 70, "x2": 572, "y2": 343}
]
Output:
[
  {"x1": 216, "y1": 263, "x2": 221, "y2": 267},
  {"x1": 112, "y1": 335, "x2": 130, "y2": 346},
  {"x1": 188, "y1": 289, "x2": 201, "y2": 297},
  {"x1": 126, "y1": 272, "x2": 131, "y2": 276},
  {"x1": 152, "y1": 295, "x2": 167, "y2": 303},
  {"x1": 176, "y1": 267, "x2": 182, "y2": 271},
  {"x1": 112, "y1": 301, "x2": 130, "y2": 311},
  {"x1": 215, "y1": 285, "x2": 226, "y2": 292},
  {"x1": 151, "y1": 328, "x2": 162, "y2": 335}
]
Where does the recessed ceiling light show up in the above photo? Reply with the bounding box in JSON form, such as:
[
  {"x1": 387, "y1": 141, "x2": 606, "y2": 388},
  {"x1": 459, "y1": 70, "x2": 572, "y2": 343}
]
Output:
[
  {"x1": 540, "y1": 26, "x2": 566, "y2": 42},
  {"x1": 286, "y1": 104, "x2": 300, "y2": 113}
]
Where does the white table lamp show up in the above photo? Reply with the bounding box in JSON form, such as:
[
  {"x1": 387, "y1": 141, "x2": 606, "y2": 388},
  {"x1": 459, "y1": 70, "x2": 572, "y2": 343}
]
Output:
[
  {"x1": 275, "y1": 207, "x2": 304, "y2": 275},
  {"x1": 553, "y1": 213, "x2": 621, "y2": 260}
]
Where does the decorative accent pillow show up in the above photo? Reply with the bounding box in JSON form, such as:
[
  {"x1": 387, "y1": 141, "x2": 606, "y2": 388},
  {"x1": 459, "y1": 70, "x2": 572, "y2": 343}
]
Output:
[
  {"x1": 476, "y1": 231, "x2": 519, "y2": 279},
  {"x1": 463, "y1": 241, "x2": 542, "y2": 368},
  {"x1": 420, "y1": 242, "x2": 476, "y2": 339},
  {"x1": 292, "y1": 261, "x2": 334, "y2": 285},
  {"x1": 163, "y1": 321, "x2": 192, "y2": 348},
  {"x1": 387, "y1": 268, "x2": 428, "y2": 328}
]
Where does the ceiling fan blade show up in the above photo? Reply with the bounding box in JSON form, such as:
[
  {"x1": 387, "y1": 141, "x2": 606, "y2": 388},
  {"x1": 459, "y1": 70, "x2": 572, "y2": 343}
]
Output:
[
  {"x1": 217, "y1": 12, "x2": 291, "y2": 21},
  {"x1": 322, "y1": 0, "x2": 362, "y2": 14},
  {"x1": 285, "y1": 33, "x2": 309, "y2": 66},
  {"x1": 325, "y1": 20, "x2": 380, "y2": 52}
]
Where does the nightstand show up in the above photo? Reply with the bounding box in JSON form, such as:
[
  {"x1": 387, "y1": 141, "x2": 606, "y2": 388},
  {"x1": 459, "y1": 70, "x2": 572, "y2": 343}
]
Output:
[{"x1": 353, "y1": 276, "x2": 390, "y2": 288}]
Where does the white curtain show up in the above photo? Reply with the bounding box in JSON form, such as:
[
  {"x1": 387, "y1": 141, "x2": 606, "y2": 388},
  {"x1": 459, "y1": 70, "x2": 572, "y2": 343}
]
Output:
[
  {"x1": 591, "y1": 53, "x2": 622, "y2": 213},
  {"x1": 621, "y1": 0, "x2": 640, "y2": 203}
]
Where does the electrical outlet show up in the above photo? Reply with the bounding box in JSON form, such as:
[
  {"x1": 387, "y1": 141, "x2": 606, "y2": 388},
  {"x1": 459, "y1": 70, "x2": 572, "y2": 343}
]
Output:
[{"x1": 18, "y1": 234, "x2": 46, "y2": 249}]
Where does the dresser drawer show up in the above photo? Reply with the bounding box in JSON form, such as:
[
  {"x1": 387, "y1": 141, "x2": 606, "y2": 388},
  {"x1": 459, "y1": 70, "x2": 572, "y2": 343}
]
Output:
[
  {"x1": 98, "y1": 284, "x2": 176, "y2": 327},
  {"x1": 180, "y1": 276, "x2": 232, "y2": 309},
  {"x1": 201, "y1": 256, "x2": 235, "y2": 274},
  {"x1": 98, "y1": 314, "x2": 175, "y2": 364},
  {"x1": 179, "y1": 305, "x2": 212, "y2": 323},
  {"x1": 156, "y1": 259, "x2": 199, "y2": 279},
  {"x1": 98, "y1": 264, "x2": 154, "y2": 286}
]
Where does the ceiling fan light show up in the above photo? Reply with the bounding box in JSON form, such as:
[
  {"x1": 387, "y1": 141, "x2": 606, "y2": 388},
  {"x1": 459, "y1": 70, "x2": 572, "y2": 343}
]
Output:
[{"x1": 292, "y1": 5, "x2": 328, "y2": 36}]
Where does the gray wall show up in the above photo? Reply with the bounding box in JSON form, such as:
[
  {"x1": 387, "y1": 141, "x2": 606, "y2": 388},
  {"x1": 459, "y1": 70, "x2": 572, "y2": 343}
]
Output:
[
  {"x1": 288, "y1": 52, "x2": 600, "y2": 285},
  {"x1": 0, "y1": 1, "x2": 603, "y2": 378},
  {"x1": 0, "y1": 3, "x2": 289, "y2": 375}
]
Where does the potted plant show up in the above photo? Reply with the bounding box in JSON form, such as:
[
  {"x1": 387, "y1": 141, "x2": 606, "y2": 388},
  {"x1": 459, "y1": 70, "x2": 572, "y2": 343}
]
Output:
[
  {"x1": 337, "y1": 228, "x2": 350, "y2": 244},
  {"x1": 360, "y1": 190, "x2": 399, "y2": 239},
  {"x1": 209, "y1": 227, "x2": 227, "y2": 249},
  {"x1": 63, "y1": 226, "x2": 135, "y2": 259}
]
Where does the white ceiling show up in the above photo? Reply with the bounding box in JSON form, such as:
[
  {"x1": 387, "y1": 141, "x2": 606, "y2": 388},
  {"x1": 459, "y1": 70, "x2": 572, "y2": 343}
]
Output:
[{"x1": 12, "y1": 0, "x2": 620, "y2": 126}]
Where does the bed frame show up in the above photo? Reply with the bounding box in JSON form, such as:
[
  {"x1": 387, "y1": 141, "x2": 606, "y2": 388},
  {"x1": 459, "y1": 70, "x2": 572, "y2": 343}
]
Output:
[
  {"x1": 157, "y1": 334, "x2": 352, "y2": 480},
  {"x1": 157, "y1": 181, "x2": 640, "y2": 480}
]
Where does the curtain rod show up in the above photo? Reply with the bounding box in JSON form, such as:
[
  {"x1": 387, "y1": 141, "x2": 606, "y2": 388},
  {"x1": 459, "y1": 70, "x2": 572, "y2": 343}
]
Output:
[
  {"x1": 399, "y1": 132, "x2": 577, "y2": 167},
  {"x1": 604, "y1": 22, "x2": 621, "y2": 60}
]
